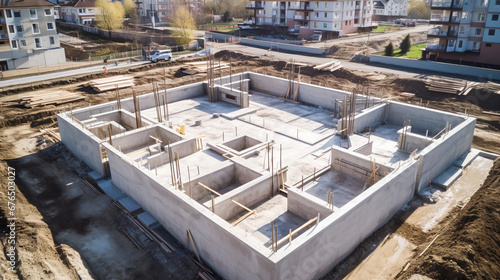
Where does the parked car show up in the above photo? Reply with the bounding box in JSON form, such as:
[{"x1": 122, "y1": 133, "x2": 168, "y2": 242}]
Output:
[{"x1": 150, "y1": 50, "x2": 172, "y2": 62}]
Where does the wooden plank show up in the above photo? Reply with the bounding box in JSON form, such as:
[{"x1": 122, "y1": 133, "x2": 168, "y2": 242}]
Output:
[
  {"x1": 196, "y1": 182, "x2": 222, "y2": 196},
  {"x1": 275, "y1": 217, "x2": 318, "y2": 247},
  {"x1": 230, "y1": 199, "x2": 252, "y2": 212},
  {"x1": 230, "y1": 210, "x2": 255, "y2": 226}
]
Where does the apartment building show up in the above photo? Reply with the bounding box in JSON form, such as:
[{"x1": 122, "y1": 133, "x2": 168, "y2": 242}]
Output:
[
  {"x1": 138, "y1": 0, "x2": 203, "y2": 23},
  {"x1": 0, "y1": 0, "x2": 66, "y2": 70},
  {"x1": 373, "y1": 0, "x2": 408, "y2": 20},
  {"x1": 246, "y1": 0, "x2": 375, "y2": 39},
  {"x1": 60, "y1": 0, "x2": 97, "y2": 25},
  {"x1": 424, "y1": 0, "x2": 500, "y2": 66}
]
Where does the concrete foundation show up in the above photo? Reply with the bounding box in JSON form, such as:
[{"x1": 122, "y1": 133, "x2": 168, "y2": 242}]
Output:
[{"x1": 58, "y1": 72, "x2": 479, "y2": 280}]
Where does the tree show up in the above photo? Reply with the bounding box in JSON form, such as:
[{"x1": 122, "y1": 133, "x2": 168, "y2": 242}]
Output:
[
  {"x1": 400, "y1": 34, "x2": 411, "y2": 54},
  {"x1": 123, "y1": 0, "x2": 137, "y2": 21},
  {"x1": 96, "y1": 0, "x2": 125, "y2": 38},
  {"x1": 385, "y1": 42, "x2": 394, "y2": 56},
  {"x1": 171, "y1": 6, "x2": 196, "y2": 45},
  {"x1": 408, "y1": 0, "x2": 431, "y2": 19},
  {"x1": 222, "y1": 10, "x2": 231, "y2": 22}
]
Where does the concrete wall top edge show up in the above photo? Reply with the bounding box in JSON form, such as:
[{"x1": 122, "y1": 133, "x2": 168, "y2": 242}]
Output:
[{"x1": 419, "y1": 117, "x2": 476, "y2": 156}]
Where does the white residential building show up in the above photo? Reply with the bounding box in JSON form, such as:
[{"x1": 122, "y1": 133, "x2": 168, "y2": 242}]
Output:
[
  {"x1": 373, "y1": 0, "x2": 408, "y2": 19},
  {"x1": 0, "y1": 0, "x2": 66, "y2": 70},
  {"x1": 60, "y1": 0, "x2": 97, "y2": 25},
  {"x1": 246, "y1": 0, "x2": 375, "y2": 39}
]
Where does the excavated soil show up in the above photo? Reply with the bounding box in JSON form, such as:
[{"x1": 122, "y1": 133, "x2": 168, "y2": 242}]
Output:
[{"x1": 398, "y1": 159, "x2": 500, "y2": 280}]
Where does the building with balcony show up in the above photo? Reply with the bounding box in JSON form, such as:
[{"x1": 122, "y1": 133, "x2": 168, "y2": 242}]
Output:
[
  {"x1": 373, "y1": 0, "x2": 408, "y2": 20},
  {"x1": 423, "y1": 0, "x2": 500, "y2": 67},
  {"x1": 246, "y1": 0, "x2": 375, "y2": 39},
  {"x1": 60, "y1": 0, "x2": 97, "y2": 25},
  {"x1": 0, "y1": 0, "x2": 66, "y2": 71},
  {"x1": 138, "y1": 0, "x2": 203, "y2": 23}
]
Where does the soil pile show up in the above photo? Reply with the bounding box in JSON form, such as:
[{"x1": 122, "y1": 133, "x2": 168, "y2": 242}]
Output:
[{"x1": 399, "y1": 159, "x2": 500, "y2": 280}]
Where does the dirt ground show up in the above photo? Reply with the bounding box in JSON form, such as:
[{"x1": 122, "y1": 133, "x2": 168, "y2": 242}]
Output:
[{"x1": 0, "y1": 49, "x2": 499, "y2": 279}]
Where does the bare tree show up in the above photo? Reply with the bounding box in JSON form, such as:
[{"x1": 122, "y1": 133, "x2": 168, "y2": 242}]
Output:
[{"x1": 96, "y1": 0, "x2": 125, "y2": 38}]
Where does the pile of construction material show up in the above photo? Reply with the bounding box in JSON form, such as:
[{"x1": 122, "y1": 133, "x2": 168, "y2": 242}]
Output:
[
  {"x1": 313, "y1": 60, "x2": 342, "y2": 72},
  {"x1": 90, "y1": 75, "x2": 135, "y2": 92},
  {"x1": 1, "y1": 91, "x2": 84, "y2": 108},
  {"x1": 425, "y1": 76, "x2": 477, "y2": 95},
  {"x1": 183, "y1": 61, "x2": 229, "y2": 75}
]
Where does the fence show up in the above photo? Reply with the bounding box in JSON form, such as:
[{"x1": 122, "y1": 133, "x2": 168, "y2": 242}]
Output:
[{"x1": 83, "y1": 49, "x2": 142, "y2": 63}]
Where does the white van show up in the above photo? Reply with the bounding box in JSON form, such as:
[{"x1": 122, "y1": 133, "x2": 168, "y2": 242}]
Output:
[{"x1": 150, "y1": 50, "x2": 172, "y2": 62}]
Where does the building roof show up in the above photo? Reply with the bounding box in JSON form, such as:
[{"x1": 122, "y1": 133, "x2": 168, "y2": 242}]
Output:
[
  {"x1": 0, "y1": 0, "x2": 55, "y2": 8},
  {"x1": 373, "y1": 0, "x2": 386, "y2": 9},
  {"x1": 62, "y1": 0, "x2": 95, "y2": 8}
]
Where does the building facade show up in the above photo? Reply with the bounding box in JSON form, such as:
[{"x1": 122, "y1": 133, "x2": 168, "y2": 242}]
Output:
[
  {"x1": 246, "y1": 0, "x2": 375, "y2": 39},
  {"x1": 0, "y1": 0, "x2": 66, "y2": 70},
  {"x1": 424, "y1": 0, "x2": 500, "y2": 66},
  {"x1": 373, "y1": 0, "x2": 408, "y2": 20},
  {"x1": 60, "y1": 0, "x2": 97, "y2": 25},
  {"x1": 138, "y1": 0, "x2": 203, "y2": 23}
]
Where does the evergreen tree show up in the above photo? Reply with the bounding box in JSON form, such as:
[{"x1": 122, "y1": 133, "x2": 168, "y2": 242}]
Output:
[
  {"x1": 385, "y1": 42, "x2": 394, "y2": 56},
  {"x1": 400, "y1": 34, "x2": 411, "y2": 54}
]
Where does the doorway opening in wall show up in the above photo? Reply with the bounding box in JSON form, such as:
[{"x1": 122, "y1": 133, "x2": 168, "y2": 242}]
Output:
[{"x1": 0, "y1": 60, "x2": 8, "y2": 71}]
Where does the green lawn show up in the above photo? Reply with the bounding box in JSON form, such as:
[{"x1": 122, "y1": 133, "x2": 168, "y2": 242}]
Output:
[
  {"x1": 372, "y1": 26, "x2": 397, "y2": 33},
  {"x1": 390, "y1": 43, "x2": 426, "y2": 59}
]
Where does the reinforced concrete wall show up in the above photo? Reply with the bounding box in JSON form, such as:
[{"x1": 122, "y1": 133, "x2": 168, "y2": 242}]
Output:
[
  {"x1": 351, "y1": 103, "x2": 387, "y2": 133},
  {"x1": 248, "y1": 72, "x2": 373, "y2": 112},
  {"x1": 57, "y1": 113, "x2": 105, "y2": 175},
  {"x1": 104, "y1": 144, "x2": 277, "y2": 280},
  {"x1": 109, "y1": 125, "x2": 185, "y2": 152},
  {"x1": 288, "y1": 188, "x2": 332, "y2": 221},
  {"x1": 370, "y1": 55, "x2": 500, "y2": 81},
  {"x1": 274, "y1": 160, "x2": 418, "y2": 279},
  {"x1": 331, "y1": 147, "x2": 393, "y2": 181},
  {"x1": 415, "y1": 117, "x2": 476, "y2": 193},
  {"x1": 386, "y1": 102, "x2": 466, "y2": 135}
]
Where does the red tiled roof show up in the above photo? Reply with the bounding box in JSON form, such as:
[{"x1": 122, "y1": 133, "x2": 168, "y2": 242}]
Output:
[{"x1": 0, "y1": 0, "x2": 55, "y2": 8}]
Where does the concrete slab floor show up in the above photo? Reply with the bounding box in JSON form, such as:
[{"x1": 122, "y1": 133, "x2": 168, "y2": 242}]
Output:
[
  {"x1": 303, "y1": 169, "x2": 366, "y2": 208},
  {"x1": 229, "y1": 194, "x2": 306, "y2": 248},
  {"x1": 368, "y1": 124, "x2": 411, "y2": 167}
]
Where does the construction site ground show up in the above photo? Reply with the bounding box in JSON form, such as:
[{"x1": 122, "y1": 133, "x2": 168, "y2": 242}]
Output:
[{"x1": 0, "y1": 47, "x2": 499, "y2": 279}]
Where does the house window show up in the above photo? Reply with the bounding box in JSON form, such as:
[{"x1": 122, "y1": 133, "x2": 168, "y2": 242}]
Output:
[
  {"x1": 6, "y1": 10, "x2": 12, "y2": 18},
  {"x1": 14, "y1": 11, "x2": 21, "y2": 17},
  {"x1": 486, "y1": 43, "x2": 492, "y2": 47},
  {"x1": 462, "y1": 12, "x2": 468, "y2": 19},
  {"x1": 448, "y1": 40, "x2": 455, "y2": 47},
  {"x1": 47, "y1": 22, "x2": 54, "y2": 30},
  {"x1": 49, "y1": 36, "x2": 55, "y2": 44},
  {"x1": 11, "y1": 40, "x2": 17, "y2": 49},
  {"x1": 325, "y1": 2, "x2": 327, "y2": 7},
  {"x1": 479, "y1": 14, "x2": 485, "y2": 21},
  {"x1": 493, "y1": 14, "x2": 499, "y2": 21},
  {"x1": 8, "y1": 25, "x2": 14, "y2": 33},
  {"x1": 314, "y1": 22, "x2": 318, "y2": 27},
  {"x1": 35, "y1": 38, "x2": 41, "y2": 48},
  {"x1": 30, "y1": 9, "x2": 37, "y2": 19},
  {"x1": 16, "y1": 25, "x2": 23, "y2": 32},
  {"x1": 315, "y1": 2, "x2": 319, "y2": 7},
  {"x1": 323, "y1": 23, "x2": 327, "y2": 28},
  {"x1": 475, "y1": 28, "x2": 482, "y2": 35},
  {"x1": 497, "y1": 0, "x2": 500, "y2": 4},
  {"x1": 488, "y1": 29, "x2": 495, "y2": 35},
  {"x1": 315, "y1": 12, "x2": 319, "y2": 17},
  {"x1": 324, "y1": 12, "x2": 327, "y2": 17},
  {"x1": 32, "y1": 23, "x2": 40, "y2": 34},
  {"x1": 161, "y1": 12, "x2": 166, "y2": 15},
  {"x1": 458, "y1": 40, "x2": 463, "y2": 48},
  {"x1": 45, "y1": 8, "x2": 52, "y2": 16},
  {"x1": 20, "y1": 39, "x2": 26, "y2": 47}
]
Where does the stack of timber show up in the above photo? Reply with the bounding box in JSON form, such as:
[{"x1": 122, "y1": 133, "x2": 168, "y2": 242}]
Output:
[
  {"x1": 90, "y1": 75, "x2": 135, "y2": 92},
  {"x1": 313, "y1": 60, "x2": 342, "y2": 72},
  {"x1": 184, "y1": 61, "x2": 229, "y2": 74},
  {"x1": 1, "y1": 90, "x2": 84, "y2": 108},
  {"x1": 425, "y1": 76, "x2": 476, "y2": 95}
]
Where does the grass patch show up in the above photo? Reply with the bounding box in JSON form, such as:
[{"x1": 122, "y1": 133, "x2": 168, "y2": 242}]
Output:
[
  {"x1": 57, "y1": 26, "x2": 111, "y2": 42},
  {"x1": 391, "y1": 43, "x2": 426, "y2": 59},
  {"x1": 372, "y1": 26, "x2": 398, "y2": 33}
]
